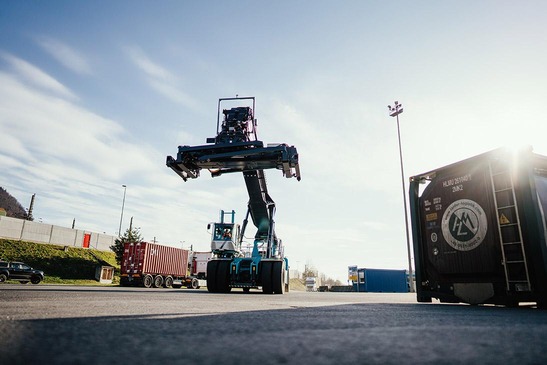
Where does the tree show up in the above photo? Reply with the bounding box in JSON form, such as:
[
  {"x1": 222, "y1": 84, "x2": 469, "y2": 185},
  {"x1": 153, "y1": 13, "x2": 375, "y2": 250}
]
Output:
[
  {"x1": 110, "y1": 227, "x2": 143, "y2": 265},
  {"x1": 0, "y1": 187, "x2": 29, "y2": 219},
  {"x1": 321, "y1": 274, "x2": 342, "y2": 287},
  {"x1": 302, "y1": 263, "x2": 318, "y2": 279}
]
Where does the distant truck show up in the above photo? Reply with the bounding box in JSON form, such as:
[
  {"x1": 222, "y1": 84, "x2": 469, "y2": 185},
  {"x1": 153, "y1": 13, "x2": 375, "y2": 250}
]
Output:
[
  {"x1": 305, "y1": 277, "x2": 317, "y2": 292},
  {"x1": 120, "y1": 242, "x2": 210, "y2": 289},
  {"x1": 0, "y1": 261, "x2": 44, "y2": 284}
]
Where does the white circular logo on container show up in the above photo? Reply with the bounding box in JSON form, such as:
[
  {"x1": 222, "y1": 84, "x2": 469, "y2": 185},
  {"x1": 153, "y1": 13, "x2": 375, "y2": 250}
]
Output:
[{"x1": 441, "y1": 199, "x2": 487, "y2": 251}]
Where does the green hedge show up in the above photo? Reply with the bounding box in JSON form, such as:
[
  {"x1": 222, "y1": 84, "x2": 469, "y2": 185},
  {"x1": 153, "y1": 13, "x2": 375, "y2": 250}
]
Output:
[{"x1": 0, "y1": 239, "x2": 119, "y2": 281}]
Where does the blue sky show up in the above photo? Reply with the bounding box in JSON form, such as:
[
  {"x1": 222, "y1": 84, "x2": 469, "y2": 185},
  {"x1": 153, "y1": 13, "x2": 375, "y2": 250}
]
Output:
[{"x1": 1, "y1": 1, "x2": 546, "y2": 281}]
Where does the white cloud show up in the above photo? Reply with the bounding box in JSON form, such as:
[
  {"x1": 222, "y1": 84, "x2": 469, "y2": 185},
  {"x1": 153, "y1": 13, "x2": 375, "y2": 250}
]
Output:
[
  {"x1": 0, "y1": 60, "x2": 248, "y2": 249},
  {"x1": 125, "y1": 46, "x2": 201, "y2": 111},
  {"x1": 149, "y1": 78, "x2": 199, "y2": 110},
  {"x1": 0, "y1": 67, "x2": 154, "y2": 222},
  {"x1": 125, "y1": 46, "x2": 174, "y2": 81},
  {"x1": 0, "y1": 53, "x2": 76, "y2": 100},
  {"x1": 36, "y1": 37, "x2": 92, "y2": 75}
]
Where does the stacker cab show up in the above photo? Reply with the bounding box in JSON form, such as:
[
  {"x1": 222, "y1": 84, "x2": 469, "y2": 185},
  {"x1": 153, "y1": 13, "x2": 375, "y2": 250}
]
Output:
[{"x1": 207, "y1": 210, "x2": 240, "y2": 256}]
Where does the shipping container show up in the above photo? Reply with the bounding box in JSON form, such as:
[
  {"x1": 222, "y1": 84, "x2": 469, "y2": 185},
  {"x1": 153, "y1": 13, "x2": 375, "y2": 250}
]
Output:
[
  {"x1": 354, "y1": 268, "x2": 409, "y2": 293},
  {"x1": 120, "y1": 241, "x2": 190, "y2": 288},
  {"x1": 409, "y1": 147, "x2": 547, "y2": 307}
]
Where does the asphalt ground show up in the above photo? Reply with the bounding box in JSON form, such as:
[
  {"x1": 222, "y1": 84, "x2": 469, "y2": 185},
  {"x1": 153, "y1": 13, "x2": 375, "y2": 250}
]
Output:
[{"x1": 1, "y1": 285, "x2": 546, "y2": 365}]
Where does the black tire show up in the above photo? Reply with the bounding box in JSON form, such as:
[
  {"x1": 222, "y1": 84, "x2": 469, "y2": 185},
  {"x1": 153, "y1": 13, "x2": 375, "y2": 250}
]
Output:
[
  {"x1": 285, "y1": 266, "x2": 290, "y2": 293},
  {"x1": 191, "y1": 278, "x2": 199, "y2": 289},
  {"x1": 261, "y1": 261, "x2": 273, "y2": 294},
  {"x1": 0, "y1": 273, "x2": 7, "y2": 283},
  {"x1": 272, "y1": 261, "x2": 285, "y2": 294},
  {"x1": 31, "y1": 276, "x2": 41, "y2": 285},
  {"x1": 20, "y1": 281, "x2": 29, "y2": 284},
  {"x1": 207, "y1": 260, "x2": 218, "y2": 293},
  {"x1": 120, "y1": 277, "x2": 130, "y2": 287},
  {"x1": 153, "y1": 275, "x2": 164, "y2": 288},
  {"x1": 164, "y1": 276, "x2": 173, "y2": 288},
  {"x1": 143, "y1": 274, "x2": 153, "y2": 288},
  {"x1": 216, "y1": 260, "x2": 231, "y2": 293},
  {"x1": 243, "y1": 287, "x2": 250, "y2": 293}
]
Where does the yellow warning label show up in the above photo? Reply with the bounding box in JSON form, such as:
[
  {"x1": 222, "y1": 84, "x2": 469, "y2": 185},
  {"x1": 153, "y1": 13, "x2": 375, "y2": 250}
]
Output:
[
  {"x1": 499, "y1": 213, "x2": 510, "y2": 225},
  {"x1": 426, "y1": 213, "x2": 438, "y2": 222}
]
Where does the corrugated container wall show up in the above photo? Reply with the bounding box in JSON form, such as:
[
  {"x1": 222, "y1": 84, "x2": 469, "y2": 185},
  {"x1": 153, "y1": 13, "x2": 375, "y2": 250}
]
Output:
[
  {"x1": 409, "y1": 147, "x2": 547, "y2": 307},
  {"x1": 354, "y1": 268, "x2": 408, "y2": 293},
  {"x1": 122, "y1": 242, "x2": 189, "y2": 277}
]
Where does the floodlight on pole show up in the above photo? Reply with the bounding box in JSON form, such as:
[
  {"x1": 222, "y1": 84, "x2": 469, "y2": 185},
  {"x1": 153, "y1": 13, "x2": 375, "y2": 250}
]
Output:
[
  {"x1": 388, "y1": 101, "x2": 415, "y2": 293},
  {"x1": 118, "y1": 185, "x2": 127, "y2": 237}
]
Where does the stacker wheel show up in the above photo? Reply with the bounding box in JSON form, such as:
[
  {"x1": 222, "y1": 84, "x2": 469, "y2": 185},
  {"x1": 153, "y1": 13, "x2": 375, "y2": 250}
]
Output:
[
  {"x1": 164, "y1": 276, "x2": 173, "y2": 288},
  {"x1": 207, "y1": 260, "x2": 218, "y2": 293},
  {"x1": 143, "y1": 274, "x2": 153, "y2": 288},
  {"x1": 216, "y1": 260, "x2": 232, "y2": 293},
  {"x1": 191, "y1": 277, "x2": 199, "y2": 289},
  {"x1": 261, "y1": 261, "x2": 273, "y2": 294},
  {"x1": 272, "y1": 260, "x2": 285, "y2": 294},
  {"x1": 153, "y1": 275, "x2": 164, "y2": 288},
  {"x1": 285, "y1": 268, "x2": 290, "y2": 293}
]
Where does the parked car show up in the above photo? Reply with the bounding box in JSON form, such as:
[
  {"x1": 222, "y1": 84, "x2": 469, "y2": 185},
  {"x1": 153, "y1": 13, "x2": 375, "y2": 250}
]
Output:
[{"x1": 0, "y1": 261, "x2": 45, "y2": 284}]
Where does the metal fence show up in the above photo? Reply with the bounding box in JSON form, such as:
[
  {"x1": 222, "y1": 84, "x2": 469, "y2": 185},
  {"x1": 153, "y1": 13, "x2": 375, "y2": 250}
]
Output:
[{"x1": 0, "y1": 215, "x2": 115, "y2": 251}]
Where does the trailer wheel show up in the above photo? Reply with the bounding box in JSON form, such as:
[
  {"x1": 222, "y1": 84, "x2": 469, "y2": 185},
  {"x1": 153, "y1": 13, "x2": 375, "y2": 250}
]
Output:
[
  {"x1": 272, "y1": 261, "x2": 285, "y2": 294},
  {"x1": 153, "y1": 275, "x2": 164, "y2": 288},
  {"x1": 190, "y1": 278, "x2": 200, "y2": 289},
  {"x1": 143, "y1": 274, "x2": 153, "y2": 288},
  {"x1": 164, "y1": 276, "x2": 173, "y2": 288},
  {"x1": 207, "y1": 260, "x2": 218, "y2": 293},
  {"x1": 216, "y1": 260, "x2": 231, "y2": 293},
  {"x1": 261, "y1": 261, "x2": 273, "y2": 294}
]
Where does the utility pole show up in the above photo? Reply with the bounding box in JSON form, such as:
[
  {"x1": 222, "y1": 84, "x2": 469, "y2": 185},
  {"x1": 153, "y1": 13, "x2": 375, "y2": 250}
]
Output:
[{"x1": 388, "y1": 101, "x2": 415, "y2": 293}]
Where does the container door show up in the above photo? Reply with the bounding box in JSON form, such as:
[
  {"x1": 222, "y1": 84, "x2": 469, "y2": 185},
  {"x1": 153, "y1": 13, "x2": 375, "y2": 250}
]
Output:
[
  {"x1": 419, "y1": 162, "x2": 501, "y2": 277},
  {"x1": 83, "y1": 233, "x2": 91, "y2": 248}
]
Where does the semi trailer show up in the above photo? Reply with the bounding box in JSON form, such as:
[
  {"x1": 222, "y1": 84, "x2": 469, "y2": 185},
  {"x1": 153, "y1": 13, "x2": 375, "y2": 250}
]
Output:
[
  {"x1": 409, "y1": 147, "x2": 547, "y2": 307},
  {"x1": 167, "y1": 97, "x2": 300, "y2": 294},
  {"x1": 120, "y1": 241, "x2": 210, "y2": 289}
]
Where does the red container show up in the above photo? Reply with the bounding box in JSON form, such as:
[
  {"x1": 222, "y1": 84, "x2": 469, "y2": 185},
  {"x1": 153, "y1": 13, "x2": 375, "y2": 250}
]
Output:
[{"x1": 122, "y1": 242, "x2": 189, "y2": 277}]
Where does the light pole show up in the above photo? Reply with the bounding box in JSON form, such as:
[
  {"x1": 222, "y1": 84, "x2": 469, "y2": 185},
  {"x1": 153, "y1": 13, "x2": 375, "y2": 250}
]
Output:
[
  {"x1": 388, "y1": 101, "x2": 415, "y2": 293},
  {"x1": 118, "y1": 185, "x2": 127, "y2": 237}
]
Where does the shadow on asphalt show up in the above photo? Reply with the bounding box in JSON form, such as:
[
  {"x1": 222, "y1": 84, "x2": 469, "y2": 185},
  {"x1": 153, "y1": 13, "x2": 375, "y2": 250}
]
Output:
[{"x1": 3, "y1": 302, "x2": 547, "y2": 365}]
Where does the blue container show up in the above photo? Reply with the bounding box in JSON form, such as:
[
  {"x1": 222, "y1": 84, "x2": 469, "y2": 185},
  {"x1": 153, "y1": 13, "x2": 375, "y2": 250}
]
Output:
[{"x1": 355, "y1": 268, "x2": 408, "y2": 292}]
